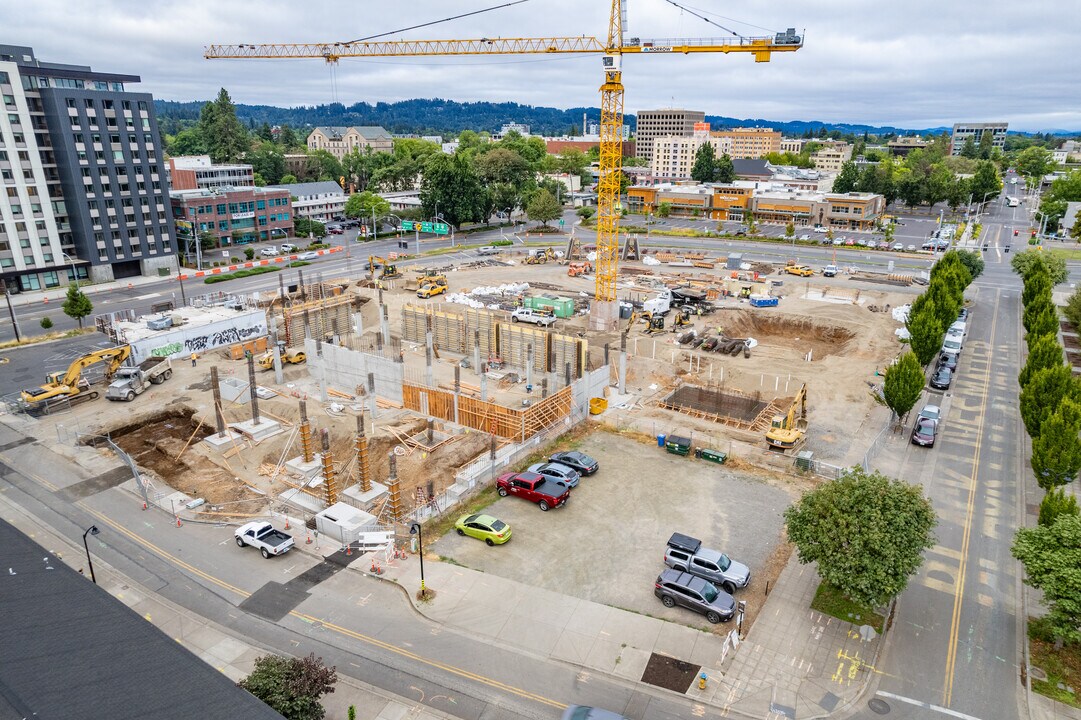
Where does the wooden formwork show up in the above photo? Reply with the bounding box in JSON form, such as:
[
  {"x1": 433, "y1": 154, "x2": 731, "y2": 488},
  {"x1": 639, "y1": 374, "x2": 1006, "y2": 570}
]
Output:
[
  {"x1": 402, "y1": 383, "x2": 573, "y2": 441},
  {"x1": 280, "y1": 295, "x2": 357, "y2": 347}
]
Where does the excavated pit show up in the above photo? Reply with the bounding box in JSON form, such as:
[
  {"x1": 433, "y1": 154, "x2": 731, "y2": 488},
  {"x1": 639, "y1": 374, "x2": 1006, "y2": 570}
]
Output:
[
  {"x1": 721, "y1": 311, "x2": 857, "y2": 359},
  {"x1": 661, "y1": 385, "x2": 770, "y2": 427}
]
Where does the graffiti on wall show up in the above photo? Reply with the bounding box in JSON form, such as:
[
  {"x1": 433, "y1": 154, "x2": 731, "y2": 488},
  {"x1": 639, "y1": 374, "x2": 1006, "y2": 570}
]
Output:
[
  {"x1": 183, "y1": 323, "x2": 266, "y2": 353},
  {"x1": 150, "y1": 342, "x2": 183, "y2": 358}
]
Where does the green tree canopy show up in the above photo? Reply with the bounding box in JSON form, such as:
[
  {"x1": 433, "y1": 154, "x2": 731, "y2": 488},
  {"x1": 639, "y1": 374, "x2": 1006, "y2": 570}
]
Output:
[
  {"x1": 784, "y1": 467, "x2": 937, "y2": 607},
  {"x1": 248, "y1": 143, "x2": 286, "y2": 186},
  {"x1": 419, "y1": 153, "x2": 486, "y2": 229},
  {"x1": 1016, "y1": 146, "x2": 1055, "y2": 185},
  {"x1": 167, "y1": 127, "x2": 205, "y2": 157},
  {"x1": 959, "y1": 136, "x2": 978, "y2": 159},
  {"x1": 294, "y1": 218, "x2": 326, "y2": 239},
  {"x1": 1024, "y1": 302, "x2": 1058, "y2": 344},
  {"x1": 1031, "y1": 398, "x2": 1081, "y2": 489},
  {"x1": 1021, "y1": 264, "x2": 1051, "y2": 307},
  {"x1": 1020, "y1": 365, "x2": 1081, "y2": 438},
  {"x1": 343, "y1": 191, "x2": 390, "y2": 220},
  {"x1": 475, "y1": 147, "x2": 533, "y2": 190},
  {"x1": 955, "y1": 249, "x2": 984, "y2": 280},
  {"x1": 525, "y1": 188, "x2": 561, "y2": 226},
  {"x1": 1039, "y1": 488, "x2": 1080, "y2": 528},
  {"x1": 906, "y1": 299, "x2": 945, "y2": 366},
  {"x1": 969, "y1": 160, "x2": 1002, "y2": 204},
  {"x1": 691, "y1": 143, "x2": 717, "y2": 183},
  {"x1": 1012, "y1": 514, "x2": 1081, "y2": 645},
  {"x1": 656, "y1": 201, "x2": 672, "y2": 219},
  {"x1": 832, "y1": 162, "x2": 859, "y2": 194},
  {"x1": 1012, "y1": 250, "x2": 1068, "y2": 285},
  {"x1": 238, "y1": 653, "x2": 337, "y2": 720},
  {"x1": 198, "y1": 88, "x2": 249, "y2": 163},
  {"x1": 1020, "y1": 333, "x2": 1065, "y2": 387},
  {"x1": 715, "y1": 153, "x2": 736, "y2": 184},
  {"x1": 62, "y1": 283, "x2": 93, "y2": 329},
  {"x1": 883, "y1": 352, "x2": 925, "y2": 420}
]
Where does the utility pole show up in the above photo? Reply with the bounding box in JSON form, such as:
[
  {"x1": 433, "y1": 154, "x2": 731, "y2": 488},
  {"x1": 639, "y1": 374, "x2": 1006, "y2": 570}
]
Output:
[{"x1": 2, "y1": 280, "x2": 21, "y2": 342}]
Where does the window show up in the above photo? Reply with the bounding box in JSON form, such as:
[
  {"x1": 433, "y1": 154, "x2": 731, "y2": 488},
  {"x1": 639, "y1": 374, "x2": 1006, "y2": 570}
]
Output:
[{"x1": 216, "y1": 203, "x2": 226, "y2": 214}]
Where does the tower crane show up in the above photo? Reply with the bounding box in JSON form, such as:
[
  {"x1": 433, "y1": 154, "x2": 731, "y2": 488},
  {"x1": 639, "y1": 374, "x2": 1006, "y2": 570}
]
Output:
[{"x1": 206, "y1": 1, "x2": 802, "y2": 330}]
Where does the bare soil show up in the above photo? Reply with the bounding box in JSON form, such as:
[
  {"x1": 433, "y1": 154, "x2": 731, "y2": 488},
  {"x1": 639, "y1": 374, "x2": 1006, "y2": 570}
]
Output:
[{"x1": 720, "y1": 310, "x2": 857, "y2": 359}]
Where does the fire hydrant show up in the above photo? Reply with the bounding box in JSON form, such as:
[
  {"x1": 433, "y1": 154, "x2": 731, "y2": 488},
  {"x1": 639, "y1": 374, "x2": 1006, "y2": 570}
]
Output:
[{"x1": 698, "y1": 672, "x2": 708, "y2": 690}]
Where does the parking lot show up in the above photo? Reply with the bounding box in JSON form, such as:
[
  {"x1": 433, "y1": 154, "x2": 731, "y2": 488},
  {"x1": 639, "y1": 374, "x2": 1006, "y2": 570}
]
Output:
[{"x1": 431, "y1": 431, "x2": 796, "y2": 630}]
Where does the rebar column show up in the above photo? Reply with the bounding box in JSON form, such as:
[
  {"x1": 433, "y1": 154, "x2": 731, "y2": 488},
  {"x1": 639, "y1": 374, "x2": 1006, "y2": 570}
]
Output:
[
  {"x1": 299, "y1": 400, "x2": 314, "y2": 463},
  {"x1": 387, "y1": 453, "x2": 403, "y2": 522},
  {"x1": 367, "y1": 372, "x2": 378, "y2": 419},
  {"x1": 453, "y1": 364, "x2": 461, "y2": 424},
  {"x1": 480, "y1": 363, "x2": 488, "y2": 402},
  {"x1": 210, "y1": 366, "x2": 226, "y2": 437},
  {"x1": 473, "y1": 330, "x2": 481, "y2": 375},
  {"x1": 427, "y1": 418, "x2": 434, "y2": 444},
  {"x1": 542, "y1": 378, "x2": 549, "y2": 398},
  {"x1": 298, "y1": 268, "x2": 306, "y2": 302},
  {"x1": 246, "y1": 354, "x2": 261, "y2": 426},
  {"x1": 425, "y1": 315, "x2": 434, "y2": 388},
  {"x1": 565, "y1": 362, "x2": 572, "y2": 389},
  {"x1": 380, "y1": 304, "x2": 390, "y2": 346},
  {"x1": 526, "y1": 343, "x2": 534, "y2": 388},
  {"x1": 619, "y1": 330, "x2": 628, "y2": 394},
  {"x1": 356, "y1": 414, "x2": 371, "y2": 493},
  {"x1": 320, "y1": 428, "x2": 338, "y2": 506},
  {"x1": 303, "y1": 308, "x2": 312, "y2": 340}
]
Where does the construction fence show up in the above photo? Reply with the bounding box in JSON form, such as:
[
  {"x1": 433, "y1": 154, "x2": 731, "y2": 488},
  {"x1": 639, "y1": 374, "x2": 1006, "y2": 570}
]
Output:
[{"x1": 401, "y1": 303, "x2": 588, "y2": 377}]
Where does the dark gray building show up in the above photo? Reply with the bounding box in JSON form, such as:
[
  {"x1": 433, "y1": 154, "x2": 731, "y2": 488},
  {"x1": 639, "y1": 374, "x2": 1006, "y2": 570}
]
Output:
[{"x1": 0, "y1": 44, "x2": 175, "y2": 291}]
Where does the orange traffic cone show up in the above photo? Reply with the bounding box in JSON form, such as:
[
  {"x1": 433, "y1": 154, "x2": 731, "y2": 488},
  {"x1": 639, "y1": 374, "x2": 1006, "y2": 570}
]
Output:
[
  {"x1": 142, "y1": 500, "x2": 147, "y2": 510},
  {"x1": 306, "y1": 531, "x2": 312, "y2": 545},
  {"x1": 43, "y1": 296, "x2": 48, "y2": 304},
  {"x1": 346, "y1": 543, "x2": 352, "y2": 556},
  {"x1": 284, "y1": 516, "x2": 290, "y2": 530},
  {"x1": 175, "y1": 515, "x2": 182, "y2": 528}
]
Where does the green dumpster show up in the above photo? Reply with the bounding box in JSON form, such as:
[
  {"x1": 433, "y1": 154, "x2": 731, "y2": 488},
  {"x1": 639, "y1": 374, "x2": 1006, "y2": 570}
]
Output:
[
  {"x1": 795, "y1": 450, "x2": 814, "y2": 471},
  {"x1": 694, "y1": 447, "x2": 727, "y2": 464},
  {"x1": 665, "y1": 435, "x2": 692, "y2": 456}
]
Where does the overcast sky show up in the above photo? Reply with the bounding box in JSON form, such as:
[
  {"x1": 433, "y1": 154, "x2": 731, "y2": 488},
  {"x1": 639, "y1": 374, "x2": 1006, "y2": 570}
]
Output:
[{"x1": 6, "y1": 0, "x2": 1079, "y2": 132}]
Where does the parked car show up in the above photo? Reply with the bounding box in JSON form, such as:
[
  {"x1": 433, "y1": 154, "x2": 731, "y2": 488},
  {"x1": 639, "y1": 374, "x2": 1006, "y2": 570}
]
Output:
[
  {"x1": 297, "y1": 251, "x2": 319, "y2": 260},
  {"x1": 280, "y1": 243, "x2": 299, "y2": 253},
  {"x1": 941, "y1": 337, "x2": 963, "y2": 357},
  {"x1": 548, "y1": 451, "x2": 598, "y2": 475},
  {"x1": 832, "y1": 238, "x2": 844, "y2": 246},
  {"x1": 495, "y1": 471, "x2": 569, "y2": 511},
  {"x1": 798, "y1": 234, "x2": 810, "y2": 241},
  {"x1": 918, "y1": 404, "x2": 941, "y2": 423},
  {"x1": 906, "y1": 244, "x2": 917, "y2": 252},
  {"x1": 654, "y1": 568, "x2": 736, "y2": 624},
  {"x1": 823, "y1": 264, "x2": 838, "y2": 278},
  {"x1": 937, "y1": 353, "x2": 958, "y2": 372},
  {"x1": 785, "y1": 265, "x2": 814, "y2": 277},
  {"x1": 813, "y1": 225, "x2": 827, "y2": 233},
  {"x1": 892, "y1": 242, "x2": 905, "y2": 251},
  {"x1": 663, "y1": 532, "x2": 750, "y2": 594},
  {"x1": 957, "y1": 307, "x2": 971, "y2": 322},
  {"x1": 454, "y1": 513, "x2": 512, "y2": 546},
  {"x1": 930, "y1": 366, "x2": 953, "y2": 390},
  {"x1": 259, "y1": 247, "x2": 279, "y2": 257},
  {"x1": 235, "y1": 522, "x2": 294, "y2": 559},
  {"x1": 844, "y1": 238, "x2": 856, "y2": 246},
  {"x1": 820, "y1": 237, "x2": 834, "y2": 245},
  {"x1": 511, "y1": 308, "x2": 557, "y2": 326},
  {"x1": 911, "y1": 417, "x2": 938, "y2": 447},
  {"x1": 327, "y1": 225, "x2": 344, "y2": 235},
  {"x1": 527, "y1": 461, "x2": 580, "y2": 488}
]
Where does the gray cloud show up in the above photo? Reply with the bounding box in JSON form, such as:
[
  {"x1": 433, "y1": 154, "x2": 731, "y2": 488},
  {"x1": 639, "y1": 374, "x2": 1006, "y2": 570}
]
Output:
[{"x1": 5, "y1": 0, "x2": 1079, "y2": 131}]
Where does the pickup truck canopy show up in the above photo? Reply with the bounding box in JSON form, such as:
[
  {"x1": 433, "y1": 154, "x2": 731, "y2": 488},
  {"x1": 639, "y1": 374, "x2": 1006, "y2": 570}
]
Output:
[{"x1": 667, "y1": 532, "x2": 702, "y2": 554}]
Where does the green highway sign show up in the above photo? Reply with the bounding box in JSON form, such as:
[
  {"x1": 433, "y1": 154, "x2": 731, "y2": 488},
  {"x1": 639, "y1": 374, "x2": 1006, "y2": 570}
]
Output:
[{"x1": 400, "y1": 221, "x2": 450, "y2": 235}]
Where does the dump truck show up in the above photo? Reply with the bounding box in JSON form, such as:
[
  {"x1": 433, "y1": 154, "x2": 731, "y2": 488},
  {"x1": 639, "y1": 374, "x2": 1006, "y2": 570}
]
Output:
[{"x1": 105, "y1": 357, "x2": 173, "y2": 402}]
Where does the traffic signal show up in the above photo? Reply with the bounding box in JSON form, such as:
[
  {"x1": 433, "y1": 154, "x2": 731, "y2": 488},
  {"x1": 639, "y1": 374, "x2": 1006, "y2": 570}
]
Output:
[
  {"x1": 1031, "y1": 229, "x2": 1037, "y2": 237},
  {"x1": 339, "y1": 176, "x2": 345, "y2": 189}
]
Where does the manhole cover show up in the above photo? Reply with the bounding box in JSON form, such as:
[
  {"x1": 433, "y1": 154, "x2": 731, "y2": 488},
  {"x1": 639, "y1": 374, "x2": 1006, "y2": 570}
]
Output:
[{"x1": 868, "y1": 698, "x2": 890, "y2": 714}]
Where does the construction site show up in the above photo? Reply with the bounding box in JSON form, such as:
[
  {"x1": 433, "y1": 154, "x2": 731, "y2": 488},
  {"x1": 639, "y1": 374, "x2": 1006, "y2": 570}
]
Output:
[{"x1": 10, "y1": 243, "x2": 913, "y2": 548}]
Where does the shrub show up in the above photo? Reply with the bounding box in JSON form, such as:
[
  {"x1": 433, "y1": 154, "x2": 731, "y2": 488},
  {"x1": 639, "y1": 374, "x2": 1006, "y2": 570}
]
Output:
[
  {"x1": 230, "y1": 256, "x2": 240, "y2": 264},
  {"x1": 40, "y1": 317, "x2": 53, "y2": 330},
  {"x1": 492, "y1": 239, "x2": 513, "y2": 247},
  {"x1": 244, "y1": 247, "x2": 255, "y2": 260},
  {"x1": 288, "y1": 260, "x2": 311, "y2": 268}
]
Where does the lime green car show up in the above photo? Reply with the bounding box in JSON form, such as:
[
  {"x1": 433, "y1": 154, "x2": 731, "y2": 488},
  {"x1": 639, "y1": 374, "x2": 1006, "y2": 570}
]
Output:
[{"x1": 454, "y1": 513, "x2": 512, "y2": 546}]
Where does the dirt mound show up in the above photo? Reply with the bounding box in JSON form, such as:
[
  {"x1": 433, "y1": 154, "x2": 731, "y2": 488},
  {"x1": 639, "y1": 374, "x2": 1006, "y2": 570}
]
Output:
[{"x1": 721, "y1": 311, "x2": 856, "y2": 359}]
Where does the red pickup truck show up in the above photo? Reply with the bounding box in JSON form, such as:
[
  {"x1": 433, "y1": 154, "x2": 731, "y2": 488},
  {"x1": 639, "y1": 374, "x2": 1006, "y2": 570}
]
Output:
[{"x1": 495, "y1": 471, "x2": 569, "y2": 511}]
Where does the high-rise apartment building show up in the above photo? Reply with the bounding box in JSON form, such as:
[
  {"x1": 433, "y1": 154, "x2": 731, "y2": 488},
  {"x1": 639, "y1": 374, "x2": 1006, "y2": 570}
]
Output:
[
  {"x1": 635, "y1": 109, "x2": 705, "y2": 163},
  {"x1": 0, "y1": 44, "x2": 174, "y2": 292},
  {"x1": 950, "y1": 122, "x2": 1008, "y2": 156}
]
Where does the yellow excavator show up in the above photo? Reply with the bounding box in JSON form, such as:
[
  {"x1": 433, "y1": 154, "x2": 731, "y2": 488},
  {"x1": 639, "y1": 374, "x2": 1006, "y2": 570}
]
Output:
[
  {"x1": 20, "y1": 345, "x2": 131, "y2": 412},
  {"x1": 525, "y1": 247, "x2": 556, "y2": 265},
  {"x1": 673, "y1": 309, "x2": 693, "y2": 328},
  {"x1": 765, "y1": 383, "x2": 808, "y2": 450},
  {"x1": 258, "y1": 341, "x2": 307, "y2": 370},
  {"x1": 368, "y1": 255, "x2": 400, "y2": 280},
  {"x1": 628, "y1": 309, "x2": 665, "y2": 335}
]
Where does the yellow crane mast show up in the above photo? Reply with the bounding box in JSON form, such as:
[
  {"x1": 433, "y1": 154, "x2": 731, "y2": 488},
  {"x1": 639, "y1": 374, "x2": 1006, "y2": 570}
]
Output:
[{"x1": 206, "y1": 2, "x2": 802, "y2": 329}]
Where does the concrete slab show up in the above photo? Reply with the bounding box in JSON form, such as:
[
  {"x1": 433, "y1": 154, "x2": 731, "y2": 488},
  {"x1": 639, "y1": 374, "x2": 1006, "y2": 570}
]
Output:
[
  {"x1": 550, "y1": 629, "x2": 596, "y2": 665},
  {"x1": 202, "y1": 431, "x2": 244, "y2": 452},
  {"x1": 205, "y1": 636, "x2": 251, "y2": 664},
  {"x1": 598, "y1": 609, "x2": 661, "y2": 651},
  {"x1": 343, "y1": 481, "x2": 389, "y2": 511},
  {"x1": 584, "y1": 636, "x2": 625, "y2": 674},
  {"x1": 285, "y1": 455, "x2": 323, "y2": 479},
  {"x1": 232, "y1": 418, "x2": 283, "y2": 441},
  {"x1": 279, "y1": 487, "x2": 326, "y2": 513},
  {"x1": 653, "y1": 621, "x2": 707, "y2": 659},
  {"x1": 496, "y1": 614, "x2": 561, "y2": 656},
  {"x1": 611, "y1": 645, "x2": 651, "y2": 682}
]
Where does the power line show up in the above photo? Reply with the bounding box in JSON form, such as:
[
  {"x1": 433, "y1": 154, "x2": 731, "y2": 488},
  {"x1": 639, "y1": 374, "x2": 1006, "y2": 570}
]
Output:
[{"x1": 342, "y1": 0, "x2": 531, "y2": 45}]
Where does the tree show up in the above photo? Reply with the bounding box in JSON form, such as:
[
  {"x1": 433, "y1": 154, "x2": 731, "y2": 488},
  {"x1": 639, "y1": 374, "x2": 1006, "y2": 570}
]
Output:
[
  {"x1": 248, "y1": 143, "x2": 286, "y2": 186},
  {"x1": 1021, "y1": 264, "x2": 1051, "y2": 307},
  {"x1": 955, "y1": 249, "x2": 984, "y2": 280},
  {"x1": 907, "y1": 300, "x2": 945, "y2": 366},
  {"x1": 977, "y1": 130, "x2": 994, "y2": 160},
  {"x1": 959, "y1": 136, "x2": 978, "y2": 159},
  {"x1": 475, "y1": 147, "x2": 533, "y2": 190},
  {"x1": 244, "y1": 247, "x2": 255, "y2": 261},
  {"x1": 1065, "y1": 286, "x2": 1081, "y2": 329},
  {"x1": 1019, "y1": 333, "x2": 1065, "y2": 388},
  {"x1": 344, "y1": 191, "x2": 390, "y2": 221},
  {"x1": 238, "y1": 653, "x2": 337, "y2": 720},
  {"x1": 1032, "y1": 398, "x2": 1081, "y2": 489},
  {"x1": 199, "y1": 230, "x2": 217, "y2": 251},
  {"x1": 1012, "y1": 514, "x2": 1081, "y2": 645},
  {"x1": 714, "y1": 153, "x2": 735, "y2": 184},
  {"x1": 656, "y1": 202, "x2": 671, "y2": 219},
  {"x1": 278, "y1": 124, "x2": 300, "y2": 149},
  {"x1": 294, "y1": 218, "x2": 326, "y2": 239},
  {"x1": 280, "y1": 174, "x2": 298, "y2": 185},
  {"x1": 420, "y1": 153, "x2": 486, "y2": 229},
  {"x1": 969, "y1": 160, "x2": 1002, "y2": 206},
  {"x1": 526, "y1": 188, "x2": 561, "y2": 226},
  {"x1": 883, "y1": 352, "x2": 925, "y2": 420},
  {"x1": 1039, "y1": 488, "x2": 1080, "y2": 528},
  {"x1": 1024, "y1": 302, "x2": 1058, "y2": 343},
  {"x1": 1016, "y1": 146, "x2": 1055, "y2": 185},
  {"x1": 832, "y1": 162, "x2": 859, "y2": 194},
  {"x1": 784, "y1": 466, "x2": 936, "y2": 608},
  {"x1": 691, "y1": 143, "x2": 717, "y2": 183},
  {"x1": 1021, "y1": 365, "x2": 1080, "y2": 437},
  {"x1": 198, "y1": 88, "x2": 249, "y2": 163},
  {"x1": 167, "y1": 128, "x2": 205, "y2": 157},
  {"x1": 785, "y1": 221, "x2": 795, "y2": 239},
  {"x1": 39, "y1": 317, "x2": 53, "y2": 330},
  {"x1": 1012, "y1": 250, "x2": 1068, "y2": 285},
  {"x1": 62, "y1": 283, "x2": 93, "y2": 329}
]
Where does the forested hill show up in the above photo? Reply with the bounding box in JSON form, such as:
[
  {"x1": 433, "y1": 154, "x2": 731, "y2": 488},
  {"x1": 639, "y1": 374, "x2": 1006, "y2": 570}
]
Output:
[{"x1": 153, "y1": 97, "x2": 951, "y2": 138}]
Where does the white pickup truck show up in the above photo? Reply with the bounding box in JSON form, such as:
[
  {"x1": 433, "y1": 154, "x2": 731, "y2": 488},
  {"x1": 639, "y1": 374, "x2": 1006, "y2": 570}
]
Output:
[
  {"x1": 235, "y1": 521, "x2": 295, "y2": 559},
  {"x1": 510, "y1": 308, "x2": 556, "y2": 326}
]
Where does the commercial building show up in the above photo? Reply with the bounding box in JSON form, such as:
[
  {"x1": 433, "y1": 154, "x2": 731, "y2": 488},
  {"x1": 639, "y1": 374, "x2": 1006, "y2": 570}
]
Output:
[
  {"x1": 0, "y1": 44, "x2": 174, "y2": 291},
  {"x1": 627, "y1": 181, "x2": 883, "y2": 230},
  {"x1": 709, "y1": 127, "x2": 781, "y2": 159},
  {"x1": 887, "y1": 136, "x2": 931, "y2": 156},
  {"x1": 951, "y1": 122, "x2": 1008, "y2": 156},
  {"x1": 306, "y1": 125, "x2": 393, "y2": 161},
  {"x1": 780, "y1": 137, "x2": 806, "y2": 154},
  {"x1": 634, "y1": 108, "x2": 705, "y2": 163},
  {"x1": 544, "y1": 137, "x2": 637, "y2": 157},
  {"x1": 811, "y1": 143, "x2": 853, "y2": 173},
  {"x1": 167, "y1": 155, "x2": 253, "y2": 191},
  {"x1": 170, "y1": 185, "x2": 292, "y2": 248},
  {"x1": 270, "y1": 180, "x2": 344, "y2": 222}
]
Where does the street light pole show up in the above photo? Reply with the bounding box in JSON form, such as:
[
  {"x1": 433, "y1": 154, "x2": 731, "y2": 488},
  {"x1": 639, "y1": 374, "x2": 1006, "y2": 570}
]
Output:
[
  {"x1": 410, "y1": 521, "x2": 426, "y2": 596},
  {"x1": 1, "y1": 280, "x2": 21, "y2": 342},
  {"x1": 82, "y1": 525, "x2": 100, "y2": 584}
]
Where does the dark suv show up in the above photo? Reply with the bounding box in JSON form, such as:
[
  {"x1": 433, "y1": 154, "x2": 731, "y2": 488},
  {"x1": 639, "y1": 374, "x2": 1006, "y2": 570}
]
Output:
[{"x1": 654, "y1": 568, "x2": 736, "y2": 623}]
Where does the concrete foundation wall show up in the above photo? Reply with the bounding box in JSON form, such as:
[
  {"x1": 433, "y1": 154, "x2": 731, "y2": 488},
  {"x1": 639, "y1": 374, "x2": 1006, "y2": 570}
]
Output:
[
  {"x1": 304, "y1": 338, "x2": 403, "y2": 403},
  {"x1": 126, "y1": 310, "x2": 268, "y2": 364},
  {"x1": 571, "y1": 366, "x2": 610, "y2": 416}
]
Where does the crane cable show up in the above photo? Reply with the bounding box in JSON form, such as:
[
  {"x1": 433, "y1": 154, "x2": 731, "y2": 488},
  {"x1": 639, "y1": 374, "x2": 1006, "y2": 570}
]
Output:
[
  {"x1": 660, "y1": 0, "x2": 746, "y2": 39},
  {"x1": 341, "y1": 0, "x2": 531, "y2": 45}
]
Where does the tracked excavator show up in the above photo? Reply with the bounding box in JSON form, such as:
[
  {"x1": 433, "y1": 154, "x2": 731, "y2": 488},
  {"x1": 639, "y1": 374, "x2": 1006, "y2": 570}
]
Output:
[
  {"x1": 765, "y1": 383, "x2": 808, "y2": 450},
  {"x1": 20, "y1": 345, "x2": 131, "y2": 412}
]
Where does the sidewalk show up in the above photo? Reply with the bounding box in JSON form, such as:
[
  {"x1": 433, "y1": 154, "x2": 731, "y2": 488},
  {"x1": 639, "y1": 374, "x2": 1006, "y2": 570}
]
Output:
[
  {"x1": 7, "y1": 271, "x2": 167, "y2": 309},
  {"x1": 378, "y1": 545, "x2": 881, "y2": 717}
]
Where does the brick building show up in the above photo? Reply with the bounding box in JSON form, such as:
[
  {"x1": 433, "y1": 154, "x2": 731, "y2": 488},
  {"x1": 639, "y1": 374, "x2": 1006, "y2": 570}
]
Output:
[{"x1": 170, "y1": 186, "x2": 292, "y2": 248}]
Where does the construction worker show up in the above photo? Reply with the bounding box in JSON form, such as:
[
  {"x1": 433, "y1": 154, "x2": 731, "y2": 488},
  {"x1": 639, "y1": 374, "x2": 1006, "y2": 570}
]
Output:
[{"x1": 190, "y1": 352, "x2": 197, "y2": 367}]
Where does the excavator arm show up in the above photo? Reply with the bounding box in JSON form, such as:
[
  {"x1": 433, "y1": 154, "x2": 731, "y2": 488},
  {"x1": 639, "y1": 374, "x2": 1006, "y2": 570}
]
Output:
[{"x1": 60, "y1": 346, "x2": 131, "y2": 387}]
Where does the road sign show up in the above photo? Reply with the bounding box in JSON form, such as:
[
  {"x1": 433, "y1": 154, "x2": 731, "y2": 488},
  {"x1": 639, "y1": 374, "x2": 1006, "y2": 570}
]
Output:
[
  {"x1": 400, "y1": 220, "x2": 450, "y2": 235},
  {"x1": 175, "y1": 220, "x2": 194, "y2": 237},
  {"x1": 400, "y1": 220, "x2": 415, "y2": 231},
  {"x1": 559, "y1": 219, "x2": 565, "y2": 227}
]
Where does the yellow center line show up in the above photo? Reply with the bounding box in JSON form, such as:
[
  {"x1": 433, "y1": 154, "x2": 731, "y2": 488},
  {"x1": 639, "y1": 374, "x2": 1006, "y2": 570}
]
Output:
[
  {"x1": 85, "y1": 508, "x2": 567, "y2": 711},
  {"x1": 943, "y1": 288, "x2": 1000, "y2": 706}
]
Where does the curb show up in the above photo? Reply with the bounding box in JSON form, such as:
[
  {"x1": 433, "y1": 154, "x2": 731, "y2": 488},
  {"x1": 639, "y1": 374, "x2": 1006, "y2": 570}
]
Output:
[{"x1": 177, "y1": 246, "x2": 344, "y2": 280}]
